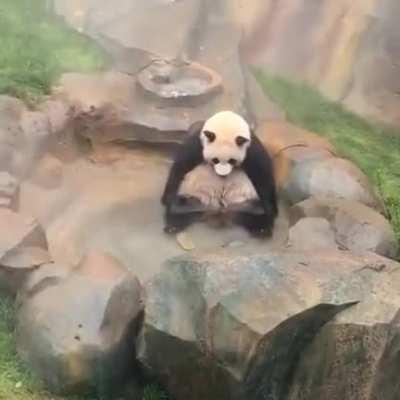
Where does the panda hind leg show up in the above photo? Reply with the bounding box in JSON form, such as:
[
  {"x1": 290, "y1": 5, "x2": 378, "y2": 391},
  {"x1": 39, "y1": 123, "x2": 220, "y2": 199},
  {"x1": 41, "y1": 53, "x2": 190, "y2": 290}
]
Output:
[
  {"x1": 164, "y1": 196, "x2": 205, "y2": 234},
  {"x1": 233, "y1": 204, "x2": 275, "y2": 238}
]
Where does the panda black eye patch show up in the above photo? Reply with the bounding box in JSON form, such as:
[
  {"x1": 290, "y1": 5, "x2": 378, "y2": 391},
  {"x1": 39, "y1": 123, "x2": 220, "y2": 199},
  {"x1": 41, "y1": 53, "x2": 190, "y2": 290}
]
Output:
[
  {"x1": 212, "y1": 158, "x2": 220, "y2": 165},
  {"x1": 228, "y1": 158, "x2": 237, "y2": 166},
  {"x1": 236, "y1": 136, "x2": 249, "y2": 146},
  {"x1": 203, "y1": 130, "x2": 216, "y2": 142}
]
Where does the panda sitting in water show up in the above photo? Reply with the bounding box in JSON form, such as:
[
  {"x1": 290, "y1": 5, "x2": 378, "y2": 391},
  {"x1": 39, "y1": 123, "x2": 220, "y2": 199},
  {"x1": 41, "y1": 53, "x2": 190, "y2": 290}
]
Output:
[{"x1": 161, "y1": 110, "x2": 278, "y2": 237}]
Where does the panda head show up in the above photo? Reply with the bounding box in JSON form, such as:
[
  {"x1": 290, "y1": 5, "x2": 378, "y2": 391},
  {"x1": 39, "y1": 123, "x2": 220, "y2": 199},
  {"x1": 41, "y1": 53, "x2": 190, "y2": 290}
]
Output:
[{"x1": 200, "y1": 111, "x2": 251, "y2": 177}]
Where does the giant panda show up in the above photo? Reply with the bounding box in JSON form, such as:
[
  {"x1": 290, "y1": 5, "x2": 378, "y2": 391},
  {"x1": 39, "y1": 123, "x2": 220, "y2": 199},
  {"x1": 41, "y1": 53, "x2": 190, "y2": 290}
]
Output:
[{"x1": 161, "y1": 110, "x2": 278, "y2": 237}]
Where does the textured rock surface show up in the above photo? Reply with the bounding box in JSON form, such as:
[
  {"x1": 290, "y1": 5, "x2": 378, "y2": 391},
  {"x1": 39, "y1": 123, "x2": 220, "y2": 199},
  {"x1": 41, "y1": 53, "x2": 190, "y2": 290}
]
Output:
[
  {"x1": 242, "y1": 0, "x2": 400, "y2": 127},
  {"x1": 0, "y1": 209, "x2": 48, "y2": 259},
  {"x1": 0, "y1": 95, "x2": 56, "y2": 180},
  {"x1": 287, "y1": 260, "x2": 400, "y2": 400},
  {"x1": 19, "y1": 144, "x2": 289, "y2": 282},
  {"x1": 0, "y1": 209, "x2": 49, "y2": 293},
  {"x1": 284, "y1": 157, "x2": 382, "y2": 210},
  {"x1": 137, "y1": 249, "x2": 400, "y2": 400},
  {"x1": 16, "y1": 251, "x2": 143, "y2": 396},
  {"x1": 54, "y1": 0, "x2": 282, "y2": 144},
  {"x1": 258, "y1": 121, "x2": 335, "y2": 188},
  {"x1": 288, "y1": 217, "x2": 338, "y2": 250},
  {"x1": 291, "y1": 197, "x2": 398, "y2": 258},
  {"x1": 0, "y1": 171, "x2": 18, "y2": 208}
]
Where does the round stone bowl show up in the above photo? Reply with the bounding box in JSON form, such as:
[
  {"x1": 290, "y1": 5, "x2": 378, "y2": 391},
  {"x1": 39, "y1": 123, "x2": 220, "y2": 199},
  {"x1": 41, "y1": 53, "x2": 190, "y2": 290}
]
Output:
[{"x1": 136, "y1": 60, "x2": 223, "y2": 106}]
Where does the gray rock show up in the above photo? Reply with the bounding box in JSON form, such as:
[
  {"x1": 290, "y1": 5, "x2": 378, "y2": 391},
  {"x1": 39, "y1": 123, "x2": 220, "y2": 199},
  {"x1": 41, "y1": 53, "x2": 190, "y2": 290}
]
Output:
[
  {"x1": 16, "y1": 251, "x2": 144, "y2": 396},
  {"x1": 137, "y1": 249, "x2": 400, "y2": 400},
  {"x1": 0, "y1": 96, "x2": 26, "y2": 175},
  {"x1": 284, "y1": 157, "x2": 382, "y2": 211},
  {"x1": 0, "y1": 96, "x2": 54, "y2": 180},
  {"x1": 0, "y1": 209, "x2": 48, "y2": 259},
  {"x1": 20, "y1": 111, "x2": 52, "y2": 156},
  {"x1": 291, "y1": 197, "x2": 398, "y2": 258},
  {"x1": 53, "y1": 0, "x2": 281, "y2": 144},
  {"x1": 287, "y1": 256, "x2": 400, "y2": 400},
  {"x1": 288, "y1": 217, "x2": 338, "y2": 250},
  {"x1": 0, "y1": 172, "x2": 18, "y2": 208},
  {"x1": 39, "y1": 99, "x2": 72, "y2": 135},
  {"x1": 0, "y1": 209, "x2": 49, "y2": 293}
]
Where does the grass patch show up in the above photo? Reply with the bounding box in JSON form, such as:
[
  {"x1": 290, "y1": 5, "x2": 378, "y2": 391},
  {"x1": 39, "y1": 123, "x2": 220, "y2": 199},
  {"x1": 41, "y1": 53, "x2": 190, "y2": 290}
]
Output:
[
  {"x1": 0, "y1": 295, "x2": 58, "y2": 400},
  {"x1": 255, "y1": 70, "x2": 400, "y2": 247},
  {"x1": 0, "y1": 0, "x2": 107, "y2": 104}
]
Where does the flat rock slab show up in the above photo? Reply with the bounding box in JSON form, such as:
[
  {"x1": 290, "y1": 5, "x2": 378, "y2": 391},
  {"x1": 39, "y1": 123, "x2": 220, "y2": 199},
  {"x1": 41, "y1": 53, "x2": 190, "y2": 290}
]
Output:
[{"x1": 19, "y1": 145, "x2": 288, "y2": 282}]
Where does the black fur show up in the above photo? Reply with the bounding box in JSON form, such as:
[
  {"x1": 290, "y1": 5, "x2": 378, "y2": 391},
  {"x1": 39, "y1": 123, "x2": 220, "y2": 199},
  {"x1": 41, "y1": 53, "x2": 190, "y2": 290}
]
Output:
[
  {"x1": 241, "y1": 133, "x2": 278, "y2": 234},
  {"x1": 161, "y1": 119, "x2": 278, "y2": 237}
]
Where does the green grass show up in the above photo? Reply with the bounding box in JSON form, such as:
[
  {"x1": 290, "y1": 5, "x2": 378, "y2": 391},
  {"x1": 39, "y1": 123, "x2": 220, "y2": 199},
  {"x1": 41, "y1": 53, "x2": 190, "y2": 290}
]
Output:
[
  {"x1": 0, "y1": 295, "x2": 60, "y2": 400},
  {"x1": 0, "y1": 295, "x2": 169, "y2": 400},
  {"x1": 0, "y1": 0, "x2": 107, "y2": 104},
  {"x1": 255, "y1": 70, "x2": 400, "y2": 248}
]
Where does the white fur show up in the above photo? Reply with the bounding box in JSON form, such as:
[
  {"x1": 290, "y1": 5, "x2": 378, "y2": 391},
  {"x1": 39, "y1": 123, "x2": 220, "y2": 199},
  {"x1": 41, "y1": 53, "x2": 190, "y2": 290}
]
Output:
[
  {"x1": 178, "y1": 164, "x2": 257, "y2": 210},
  {"x1": 200, "y1": 111, "x2": 251, "y2": 170}
]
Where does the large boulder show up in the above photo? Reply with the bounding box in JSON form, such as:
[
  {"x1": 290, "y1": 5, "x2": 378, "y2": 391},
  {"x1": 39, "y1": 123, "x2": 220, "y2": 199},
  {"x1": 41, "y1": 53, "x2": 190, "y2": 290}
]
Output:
[
  {"x1": 291, "y1": 197, "x2": 398, "y2": 258},
  {"x1": 283, "y1": 156, "x2": 382, "y2": 210},
  {"x1": 257, "y1": 121, "x2": 335, "y2": 188},
  {"x1": 136, "y1": 249, "x2": 400, "y2": 400},
  {"x1": 288, "y1": 217, "x2": 338, "y2": 251},
  {"x1": 16, "y1": 251, "x2": 144, "y2": 396}
]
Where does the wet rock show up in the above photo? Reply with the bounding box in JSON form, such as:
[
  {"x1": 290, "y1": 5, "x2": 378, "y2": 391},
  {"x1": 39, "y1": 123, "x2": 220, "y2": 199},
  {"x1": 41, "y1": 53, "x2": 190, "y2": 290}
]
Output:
[
  {"x1": 137, "y1": 249, "x2": 400, "y2": 400},
  {"x1": 284, "y1": 157, "x2": 382, "y2": 210},
  {"x1": 0, "y1": 172, "x2": 18, "y2": 208},
  {"x1": 16, "y1": 251, "x2": 144, "y2": 396},
  {"x1": 291, "y1": 197, "x2": 398, "y2": 258},
  {"x1": 288, "y1": 217, "x2": 338, "y2": 250}
]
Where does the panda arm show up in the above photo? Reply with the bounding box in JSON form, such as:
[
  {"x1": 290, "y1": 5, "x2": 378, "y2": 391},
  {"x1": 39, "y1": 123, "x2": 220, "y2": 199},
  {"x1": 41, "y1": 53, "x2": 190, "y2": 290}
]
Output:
[
  {"x1": 242, "y1": 134, "x2": 278, "y2": 217},
  {"x1": 161, "y1": 133, "x2": 204, "y2": 206}
]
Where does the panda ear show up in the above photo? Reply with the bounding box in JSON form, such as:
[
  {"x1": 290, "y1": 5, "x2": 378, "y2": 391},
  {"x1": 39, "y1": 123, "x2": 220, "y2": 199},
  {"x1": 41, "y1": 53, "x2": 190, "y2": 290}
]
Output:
[
  {"x1": 236, "y1": 136, "x2": 249, "y2": 147},
  {"x1": 187, "y1": 120, "x2": 205, "y2": 136},
  {"x1": 203, "y1": 130, "x2": 216, "y2": 143}
]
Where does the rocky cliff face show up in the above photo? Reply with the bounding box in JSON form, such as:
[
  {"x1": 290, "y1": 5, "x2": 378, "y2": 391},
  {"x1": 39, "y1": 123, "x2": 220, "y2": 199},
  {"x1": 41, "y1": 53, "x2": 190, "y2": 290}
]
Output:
[{"x1": 241, "y1": 0, "x2": 400, "y2": 128}]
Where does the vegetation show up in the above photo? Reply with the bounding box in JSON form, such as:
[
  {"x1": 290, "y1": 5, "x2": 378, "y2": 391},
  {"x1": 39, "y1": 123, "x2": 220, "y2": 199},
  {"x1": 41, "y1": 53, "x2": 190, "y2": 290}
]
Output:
[
  {"x1": 255, "y1": 71, "x2": 400, "y2": 249},
  {"x1": 0, "y1": 0, "x2": 107, "y2": 104}
]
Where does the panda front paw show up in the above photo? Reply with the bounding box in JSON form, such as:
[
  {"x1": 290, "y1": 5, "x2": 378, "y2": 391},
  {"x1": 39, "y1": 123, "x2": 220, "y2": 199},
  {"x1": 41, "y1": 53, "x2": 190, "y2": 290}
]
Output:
[
  {"x1": 164, "y1": 225, "x2": 181, "y2": 234},
  {"x1": 250, "y1": 226, "x2": 272, "y2": 238}
]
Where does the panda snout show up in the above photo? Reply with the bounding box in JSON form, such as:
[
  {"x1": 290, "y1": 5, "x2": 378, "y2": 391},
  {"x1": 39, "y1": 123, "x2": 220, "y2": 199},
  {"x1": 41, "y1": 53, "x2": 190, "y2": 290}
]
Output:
[{"x1": 214, "y1": 162, "x2": 233, "y2": 177}]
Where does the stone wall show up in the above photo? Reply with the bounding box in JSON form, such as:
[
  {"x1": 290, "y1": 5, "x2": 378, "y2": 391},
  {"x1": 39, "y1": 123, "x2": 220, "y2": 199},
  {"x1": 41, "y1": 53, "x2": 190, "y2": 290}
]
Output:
[{"x1": 241, "y1": 0, "x2": 400, "y2": 127}]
